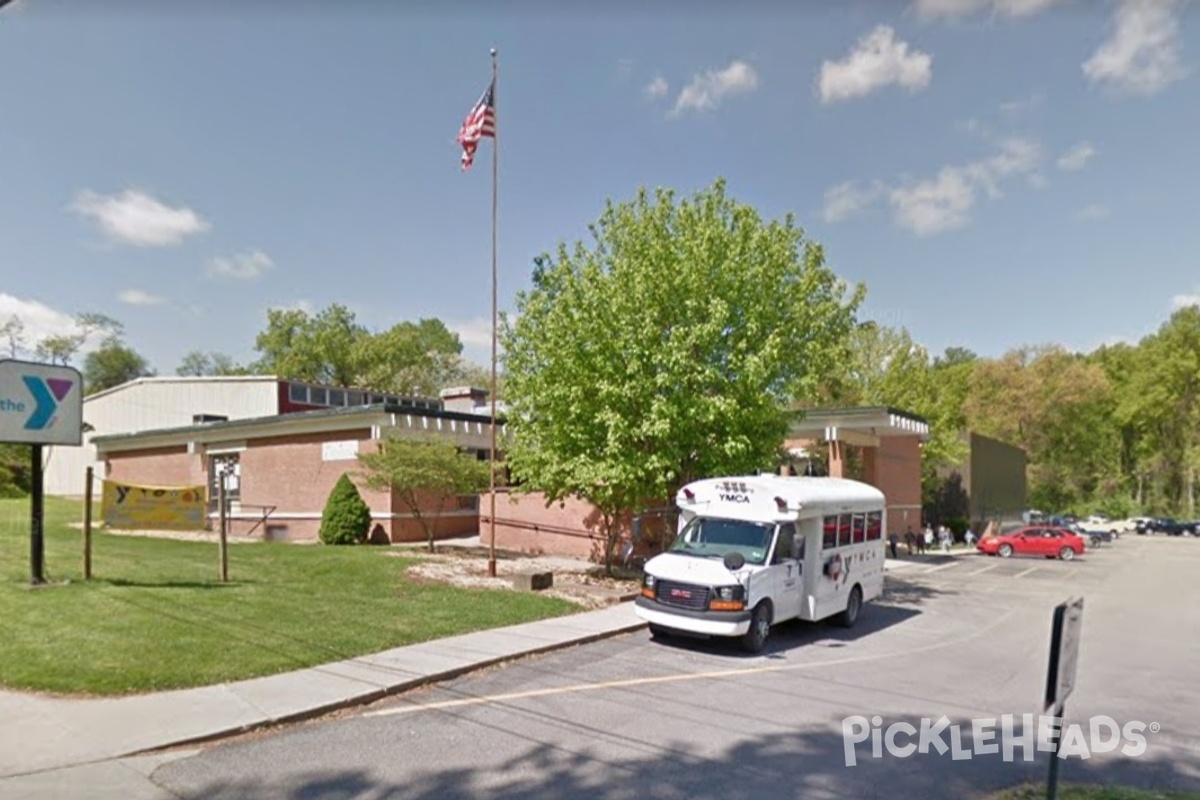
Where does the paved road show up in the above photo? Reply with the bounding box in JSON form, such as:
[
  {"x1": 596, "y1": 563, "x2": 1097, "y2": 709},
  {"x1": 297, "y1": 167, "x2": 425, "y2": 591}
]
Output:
[{"x1": 9, "y1": 535, "x2": 1200, "y2": 799}]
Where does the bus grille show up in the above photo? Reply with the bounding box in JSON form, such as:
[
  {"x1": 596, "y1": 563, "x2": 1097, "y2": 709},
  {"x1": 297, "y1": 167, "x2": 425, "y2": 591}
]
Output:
[{"x1": 655, "y1": 581, "x2": 709, "y2": 611}]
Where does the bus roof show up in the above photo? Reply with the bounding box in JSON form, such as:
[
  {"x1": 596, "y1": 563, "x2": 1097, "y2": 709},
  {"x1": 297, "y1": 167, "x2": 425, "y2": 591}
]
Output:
[{"x1": 676, "y1": 475, "x2": 885, "y2": 521}]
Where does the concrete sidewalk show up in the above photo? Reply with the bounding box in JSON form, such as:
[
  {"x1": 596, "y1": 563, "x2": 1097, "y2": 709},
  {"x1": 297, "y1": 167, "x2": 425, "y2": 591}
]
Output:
[{"x1": 0, "y1": 601, "x2": 646, "y2": 780}]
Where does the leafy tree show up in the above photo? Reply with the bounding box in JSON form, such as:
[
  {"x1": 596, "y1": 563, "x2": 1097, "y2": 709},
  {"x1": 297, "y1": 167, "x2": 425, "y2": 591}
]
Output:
[
  {"x1": 32, "y1": 311, "x2": 123, "y2": 366},
  {"x1": 963, "y1": 345, "x2": 1117, "y2": 513},
  {"x1": 1, "y1": 315, "x2": 26, "y2": 358},
  {"x1": 318, "y1": 473, "x2": 372, "y2": 545},
  {"x1": 250, "y1": 305, "x2": 465, "y2": 396},
  {"x1": 83, "y1": 336, "x2": 155, "y2": 394},
  {"x1": 357, "y1": 433, "x2": 490, "y2": 552},
  {"x1": 352, "y1": 318, "x2": 464, "y2": 397},
  {"x1": 501, "y1": 178, "x2": 863, "y2": 572},
  {"x1": 176, "y1": 350, "x2": 247, "y2": 376},
  {"x1": 0, "y1": 443, "x2": 30, "y2": 498}
]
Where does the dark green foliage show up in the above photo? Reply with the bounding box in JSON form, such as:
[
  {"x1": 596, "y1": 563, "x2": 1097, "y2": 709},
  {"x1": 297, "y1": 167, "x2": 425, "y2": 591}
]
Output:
[{"x1": 318, "y1": 474, "x2": 372, "y2": 545}]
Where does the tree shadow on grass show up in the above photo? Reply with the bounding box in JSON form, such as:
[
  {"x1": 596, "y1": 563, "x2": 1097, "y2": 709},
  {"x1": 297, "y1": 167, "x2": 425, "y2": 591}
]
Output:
[
  {"x1": 103, "y1": 579, "x2": 248, "y2": 590},
  {"x1": 154, "y1": 706, "x2": 1200, "y2": 800}
]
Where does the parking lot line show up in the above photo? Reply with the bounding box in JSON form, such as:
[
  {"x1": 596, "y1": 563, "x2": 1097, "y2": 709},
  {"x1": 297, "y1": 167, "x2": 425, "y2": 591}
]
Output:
[
  {"x1": 1013, "y1": 566, "x2": 1038, "y2": 578},
  {"x1": 923, "y1": 562, "x2": 960, "y2": 573},
  {"x1": 968, "y1": 563, "x2": 999, "y2": 576}
]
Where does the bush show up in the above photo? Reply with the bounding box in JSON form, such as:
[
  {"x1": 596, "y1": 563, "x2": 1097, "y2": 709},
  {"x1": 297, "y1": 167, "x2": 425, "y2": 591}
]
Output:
[{"x1": 318, "y1": 474, "x2": 372, "y2": 545}]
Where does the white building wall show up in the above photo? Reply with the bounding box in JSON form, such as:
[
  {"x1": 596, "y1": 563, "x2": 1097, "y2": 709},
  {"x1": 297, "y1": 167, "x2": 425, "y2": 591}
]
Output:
[{"x1": 44, "y1": 376, "x2": 280, "y2": 496}]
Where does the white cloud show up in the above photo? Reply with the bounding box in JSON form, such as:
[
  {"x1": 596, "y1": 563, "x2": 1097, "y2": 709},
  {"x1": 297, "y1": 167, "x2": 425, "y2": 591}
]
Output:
[
  {"x1": 70, "y1": 188, "x2": 210, "y2": 247},
  {"x1": 817, "y1": 26, "x2": 932, "y2": 104},
  {"x1": 207, "y1": 250, "x2": 274, "y2": 280},
  {"x1": 670, "y1": 60, "x2": 758, "y2": 115},
  {"x1": 822, "y1": 181, "x2": 885, "y2": 223},
  {"x1": 448, "y1": 317, "x2": 495, "y2": 349},
  {"x1": 914, "y1": 0, "x2": 1068, "y2": 17},
  {"x1": 825, "y1": 137, "x2": 1043, "y2": 236},
  {"x1": 889, "y1": 168, "x2": 976, "y2": 235},
  {"x1": 1170, "y1": 290, "x2": 1200, "y2": 311},
  {"x1": 1083, "y1": 0, "x2": 1188, "y2": 95},
  {"x1": 0, "y1": 294, "x2": 78, "y2": 352},
  {"x1": 999, "y1": 91, "x2": 1046, "y2": 116},
  {"x1": 1077, "y1": 203, "x2": 1112, "y2": 220},
  {"x1": 1057, "y1": 141, "x2": 1098, "y2": 171},
  {"x1": 117, "y1": 289, "x2": 167, "y2": 306},
  {"x1": 644, "y1": 76, "x2": 669, "y2": 100}
]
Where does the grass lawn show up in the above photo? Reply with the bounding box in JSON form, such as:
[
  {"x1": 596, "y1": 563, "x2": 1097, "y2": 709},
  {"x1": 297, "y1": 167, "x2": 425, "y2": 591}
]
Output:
[
  {"x1": 0, "y1": 496, "x2": 578, "y2": 696},
  {"x1": 989, "y1": 784, "x2": 1200, "y2": 799}
]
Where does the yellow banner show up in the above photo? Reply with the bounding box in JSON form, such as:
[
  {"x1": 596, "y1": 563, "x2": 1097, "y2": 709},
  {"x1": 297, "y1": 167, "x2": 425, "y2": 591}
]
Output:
[{"x1": 101, "y1": 480, "x2": 208, "y2": 531}]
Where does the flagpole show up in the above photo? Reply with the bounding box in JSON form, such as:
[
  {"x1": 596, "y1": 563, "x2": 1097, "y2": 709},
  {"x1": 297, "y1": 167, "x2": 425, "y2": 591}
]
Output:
[{"x1": 487, "y1": 47, "x2": 499, "y2": 579}]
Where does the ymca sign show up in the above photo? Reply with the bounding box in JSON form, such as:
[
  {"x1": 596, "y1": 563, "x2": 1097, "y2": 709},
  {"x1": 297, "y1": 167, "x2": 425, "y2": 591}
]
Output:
[{"x1": 0, "y1": 359, "x2": 83, "y2": 446}]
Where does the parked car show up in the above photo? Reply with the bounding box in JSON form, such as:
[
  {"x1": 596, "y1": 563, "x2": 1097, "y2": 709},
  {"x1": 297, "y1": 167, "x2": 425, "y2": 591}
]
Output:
[
  {"x1": 1072, "y1": 523, "x2": 1116, "y2": 546},
  {"x1": 1136, "y1": 517, "x2": 1196, "y2": 536},
  {"x1": 977, "y1": 526, "x2": 1086, "y2": 561}
]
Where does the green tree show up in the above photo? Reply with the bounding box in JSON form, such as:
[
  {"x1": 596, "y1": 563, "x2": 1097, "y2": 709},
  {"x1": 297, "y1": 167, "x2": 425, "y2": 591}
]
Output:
[
  {"x1": 250, "y1": 305, "x2": 466, "y2": 396},
  {"x1": 1, "y1": 315, "x2": 26, "y2": 358},
  {"x1": 963, "y1": 345, "x2": 1118, "y2": 513},
  {"x1": 33, "y1": 312, "x2": 123, "y2": 366},
  {"x1": 352, "y1": 318, "x2": 464, "y2": 397},
  {"x1": 0, "y1": 443, "x2": 29, "y2": 497},
  {"x1": 318, "y1": 473, "x2": 372, "y2": 545},
  {"x1": 501, "y1": 178, "x2": 863, "y2": 572},
  {"x1": 357, "y1": 433, "x2": 490, "y2": 552},
  {"x1": 176, "y1": 351, "x2": 247, "y2": 377},
  {"x1": 83, "y1": 336, "x2": 155, "y2": 394}
]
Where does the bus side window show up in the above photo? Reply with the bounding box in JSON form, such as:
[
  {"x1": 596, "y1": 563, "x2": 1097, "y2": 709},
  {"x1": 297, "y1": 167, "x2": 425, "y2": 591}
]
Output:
[
  {"x1": 773, "y1": 523, "x2": 796, "y2": 563},
  {"x1": 823, "y1": 516, "x2": 838, "y2": 550}
]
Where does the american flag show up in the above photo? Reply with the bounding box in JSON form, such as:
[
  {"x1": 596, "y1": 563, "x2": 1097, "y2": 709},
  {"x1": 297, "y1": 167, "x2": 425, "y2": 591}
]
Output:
[{"x1": 456, "y1": 81, "x2": 495, "y2": 171}]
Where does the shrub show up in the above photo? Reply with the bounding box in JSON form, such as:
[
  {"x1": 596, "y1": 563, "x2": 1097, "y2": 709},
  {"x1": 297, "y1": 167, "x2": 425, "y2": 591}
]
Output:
[{"x1": 318, "y1": 474, "x2": 372, "y2": 545}]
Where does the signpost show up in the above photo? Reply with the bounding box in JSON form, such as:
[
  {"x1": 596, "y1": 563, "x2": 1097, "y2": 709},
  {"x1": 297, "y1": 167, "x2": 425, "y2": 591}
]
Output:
[
  {"x1": 1043, "y1": 596, "x2": 1084, "y2": 800},
  {"x1": 0, "y1": 359, "x2": 84, "y2": 585}
]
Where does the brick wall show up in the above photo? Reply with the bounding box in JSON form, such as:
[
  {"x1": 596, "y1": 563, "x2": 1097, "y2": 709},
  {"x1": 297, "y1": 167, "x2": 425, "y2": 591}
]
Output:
[
  {"x1": 105, "y1": 446, "x2": 205, "y2": 488},
  {"x1": 863, "y1": 436, "x2": 924, "y2": 535},
  {"x1": 480, "y1": 490, "x2": 612, "y2": 560}
]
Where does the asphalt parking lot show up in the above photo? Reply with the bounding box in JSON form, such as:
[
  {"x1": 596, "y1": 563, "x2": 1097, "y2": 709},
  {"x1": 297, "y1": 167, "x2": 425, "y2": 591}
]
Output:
[{"x1": 139, "y1": 533, "x2": 1200, "y2": 800}]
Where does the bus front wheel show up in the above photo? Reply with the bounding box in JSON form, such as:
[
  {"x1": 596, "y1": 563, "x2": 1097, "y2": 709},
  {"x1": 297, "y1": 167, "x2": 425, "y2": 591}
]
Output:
[{"x1": 740, "y1": 602, "x2": 771, "y2": 654}]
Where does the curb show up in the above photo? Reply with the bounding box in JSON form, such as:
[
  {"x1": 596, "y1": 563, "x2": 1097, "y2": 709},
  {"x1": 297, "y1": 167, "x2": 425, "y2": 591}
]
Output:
[{"x1": 129, "y1": 615, "x2": 649, "y2": 759}]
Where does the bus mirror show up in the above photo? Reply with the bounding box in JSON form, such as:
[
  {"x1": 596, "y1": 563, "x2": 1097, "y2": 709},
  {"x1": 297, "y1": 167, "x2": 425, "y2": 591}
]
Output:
[{"x1": 723, "y1": 551, "x2": 746, "y2": 571}]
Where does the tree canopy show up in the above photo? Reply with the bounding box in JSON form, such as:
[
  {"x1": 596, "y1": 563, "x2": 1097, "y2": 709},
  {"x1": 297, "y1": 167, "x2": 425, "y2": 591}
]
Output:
[
  {"x1": 249, "y1": 303, "x2": 479, "y2": 397},
  {"x1": 501, "y1": 178, "x2": 863, "y2": 567}
]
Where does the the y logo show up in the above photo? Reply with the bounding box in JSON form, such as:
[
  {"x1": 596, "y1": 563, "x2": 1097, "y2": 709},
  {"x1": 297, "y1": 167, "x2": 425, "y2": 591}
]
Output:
[{"x1": 21, "y1": 375, "x2": 74, "y2": 431}]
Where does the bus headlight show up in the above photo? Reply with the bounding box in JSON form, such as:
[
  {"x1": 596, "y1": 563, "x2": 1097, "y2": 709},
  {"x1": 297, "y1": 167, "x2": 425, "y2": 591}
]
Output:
[{"x1": 710, "y1": 585, "x2": 745, "y2": 611}]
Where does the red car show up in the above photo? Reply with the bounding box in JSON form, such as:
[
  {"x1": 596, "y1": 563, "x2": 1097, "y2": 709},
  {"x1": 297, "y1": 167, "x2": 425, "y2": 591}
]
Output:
[{"x1": 976, "y1": 526, "x2": 1086, "y2": 561}]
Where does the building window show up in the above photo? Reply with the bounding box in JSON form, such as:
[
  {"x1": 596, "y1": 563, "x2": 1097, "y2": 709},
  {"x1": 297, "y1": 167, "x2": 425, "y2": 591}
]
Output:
[
  {"x1": 823, "y1": 516, "x2": 837, "y2": 550},
  {"x1": 329, "y1": 389, "x2": 346, "y2": 407},
  {"x1": 347, "y1": 391, "x2": 364, "y2": 406},
  {"x1": 370, "y1": 394, "x2": 385, "y2": 404},
  {"x1": 838, "y1": 514, "x2": 853, "y2": 546},
  {"x1": 866, "y1": 511, "x2": 883, "y2": 541},
  {"x1": 310, "y1": 387, "x2": 328, "y2": 405},
  {"x1": 288, "y1": 383, "x2": 308, "y2": 404},
  {"x1": 208, "y1": 453, "x2": 241, "y2": 508}
]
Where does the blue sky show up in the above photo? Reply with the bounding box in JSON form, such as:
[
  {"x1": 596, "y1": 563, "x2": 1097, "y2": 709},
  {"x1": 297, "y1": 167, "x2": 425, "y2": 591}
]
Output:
[{"x1": 1, "y1": 0, "x2": 1197, "y2": 378}]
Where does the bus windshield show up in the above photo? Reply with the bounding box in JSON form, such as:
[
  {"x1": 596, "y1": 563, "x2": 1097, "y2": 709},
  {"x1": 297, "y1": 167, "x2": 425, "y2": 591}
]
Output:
[{"x1": 668, "y1": 516, "x2": 775, "y2": 565}]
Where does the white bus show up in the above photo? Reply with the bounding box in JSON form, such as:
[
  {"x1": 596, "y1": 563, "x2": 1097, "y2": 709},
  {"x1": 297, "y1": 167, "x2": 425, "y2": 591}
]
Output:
[{"x1": 634, "y1": 474, "x2": 887, "y2": 653}]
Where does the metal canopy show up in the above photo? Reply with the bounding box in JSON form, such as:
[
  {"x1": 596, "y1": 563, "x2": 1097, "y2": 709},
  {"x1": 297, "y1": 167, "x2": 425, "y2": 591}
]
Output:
[{"x1": 787, "y1": 406, "x2": 930, "y2": 447}]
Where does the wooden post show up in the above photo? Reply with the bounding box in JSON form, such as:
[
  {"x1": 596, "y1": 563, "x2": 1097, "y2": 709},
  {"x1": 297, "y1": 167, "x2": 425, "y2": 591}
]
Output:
[
  {"x1": 218, "y1": 481, "x2": 228, "y2": 582},
  {"x1": 83, "y1": 466, "x2": 93, "y2": 580}
]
